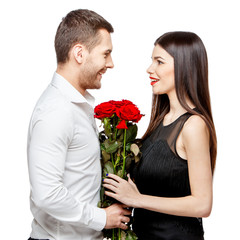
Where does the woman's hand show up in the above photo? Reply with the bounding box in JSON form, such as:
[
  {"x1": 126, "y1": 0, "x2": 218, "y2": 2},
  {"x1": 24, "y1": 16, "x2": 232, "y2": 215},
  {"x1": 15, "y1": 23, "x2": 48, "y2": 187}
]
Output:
[{"x1": 103, "y1": 174, "x2": 141, "y2": 208}]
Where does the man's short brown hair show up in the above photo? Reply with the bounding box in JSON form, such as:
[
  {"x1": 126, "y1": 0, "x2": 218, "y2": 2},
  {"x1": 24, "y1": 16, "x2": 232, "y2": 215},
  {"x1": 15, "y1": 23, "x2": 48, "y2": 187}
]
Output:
[{"x1": 55, "y1": 9, "x2": 114, "y2": 63}]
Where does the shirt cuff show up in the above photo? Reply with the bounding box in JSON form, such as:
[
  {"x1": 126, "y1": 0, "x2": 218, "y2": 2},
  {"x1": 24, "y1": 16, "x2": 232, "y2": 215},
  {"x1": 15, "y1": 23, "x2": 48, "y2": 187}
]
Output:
[{"x1": 89, "y1": 207, "x2": 106, "y2": 231}]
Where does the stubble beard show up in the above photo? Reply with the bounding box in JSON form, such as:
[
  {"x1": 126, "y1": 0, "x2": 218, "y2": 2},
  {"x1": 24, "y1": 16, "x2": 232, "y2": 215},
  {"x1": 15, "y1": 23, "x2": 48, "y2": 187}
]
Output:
[{"x1": 80, "y1": 61, "x2": 102, "y2": 90}]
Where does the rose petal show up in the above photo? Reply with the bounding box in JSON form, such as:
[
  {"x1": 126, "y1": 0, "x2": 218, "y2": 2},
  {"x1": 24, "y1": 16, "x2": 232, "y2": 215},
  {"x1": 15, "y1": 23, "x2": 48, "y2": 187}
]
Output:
[{"x1": 116, "y1": 120, "x2": 128, "y2": 129}]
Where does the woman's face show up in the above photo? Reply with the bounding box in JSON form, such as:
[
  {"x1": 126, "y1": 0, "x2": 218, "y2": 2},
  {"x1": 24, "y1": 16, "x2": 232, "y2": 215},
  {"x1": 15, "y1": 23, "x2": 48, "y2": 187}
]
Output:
[{"x1": 147, "y1": 45, "x2": 175, "y2": 96}]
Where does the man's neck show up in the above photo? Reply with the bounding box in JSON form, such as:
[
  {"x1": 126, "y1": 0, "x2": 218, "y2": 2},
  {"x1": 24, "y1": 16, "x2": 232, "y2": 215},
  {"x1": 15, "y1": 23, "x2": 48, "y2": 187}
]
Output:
[{"x1": 56, "y1": 64, "x2": 86, "y2": 96}]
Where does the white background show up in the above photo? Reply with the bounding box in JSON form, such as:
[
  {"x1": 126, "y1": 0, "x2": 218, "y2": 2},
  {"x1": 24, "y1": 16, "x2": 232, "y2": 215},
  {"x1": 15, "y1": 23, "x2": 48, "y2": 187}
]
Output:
[{"x1": 0, "y1": 0, "x2": 239, "y2": 239}]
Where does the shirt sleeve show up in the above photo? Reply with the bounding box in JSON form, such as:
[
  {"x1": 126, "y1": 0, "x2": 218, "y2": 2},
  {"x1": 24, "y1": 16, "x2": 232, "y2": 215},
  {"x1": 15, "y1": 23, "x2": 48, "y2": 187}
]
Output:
[{"x1": 27, "y1": 105, "x2": 106, "y2": 231}]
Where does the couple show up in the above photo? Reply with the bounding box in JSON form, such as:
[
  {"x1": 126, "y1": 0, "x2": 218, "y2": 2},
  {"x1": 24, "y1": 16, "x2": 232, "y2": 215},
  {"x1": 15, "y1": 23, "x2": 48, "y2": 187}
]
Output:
[{"x1": 27, "y1": 9, "x2": 217, "y2": 240}]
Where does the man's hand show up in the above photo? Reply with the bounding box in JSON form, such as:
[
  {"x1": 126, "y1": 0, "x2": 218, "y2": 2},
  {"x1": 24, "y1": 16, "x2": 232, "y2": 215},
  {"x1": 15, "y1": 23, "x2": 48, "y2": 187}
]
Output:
[{"x1": 104, "y1": 203, "x2": 132, "y2": 230}]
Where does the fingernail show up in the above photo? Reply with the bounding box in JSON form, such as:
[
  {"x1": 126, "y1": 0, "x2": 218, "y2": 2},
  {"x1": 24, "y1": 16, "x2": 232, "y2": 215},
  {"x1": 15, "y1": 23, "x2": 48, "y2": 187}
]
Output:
[
  {"x1": 106, "y1": 173, "x2": 108, "y2": 177},
  {"x1": 102, "y1": 178, "x2": 104, "y2": 182}
]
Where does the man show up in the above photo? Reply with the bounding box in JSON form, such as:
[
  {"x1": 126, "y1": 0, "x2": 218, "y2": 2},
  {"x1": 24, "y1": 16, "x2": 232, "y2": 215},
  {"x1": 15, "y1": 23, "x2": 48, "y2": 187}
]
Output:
[{"x1": 27, "y1": 9, "x2": 130, "y2": 240}]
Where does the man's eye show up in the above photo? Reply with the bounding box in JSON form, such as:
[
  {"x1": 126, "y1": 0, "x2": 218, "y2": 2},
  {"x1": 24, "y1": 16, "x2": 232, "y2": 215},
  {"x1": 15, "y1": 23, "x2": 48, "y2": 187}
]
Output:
[{"x1": 104, "y1": 52, "x2": 110, "y2": 58}]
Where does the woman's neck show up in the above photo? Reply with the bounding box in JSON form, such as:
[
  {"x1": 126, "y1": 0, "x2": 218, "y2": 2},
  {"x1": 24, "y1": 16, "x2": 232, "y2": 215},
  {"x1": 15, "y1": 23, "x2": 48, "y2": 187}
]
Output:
[{"x1": 165, "y1": 92, "x2": 195, "y2": 124}]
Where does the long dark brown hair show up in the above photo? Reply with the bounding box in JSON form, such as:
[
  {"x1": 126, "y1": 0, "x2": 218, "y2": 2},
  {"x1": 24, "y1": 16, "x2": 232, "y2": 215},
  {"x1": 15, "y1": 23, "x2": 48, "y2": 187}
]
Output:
[{"x1": 142, "y1": 31, "x2": 217, "y2": 172}]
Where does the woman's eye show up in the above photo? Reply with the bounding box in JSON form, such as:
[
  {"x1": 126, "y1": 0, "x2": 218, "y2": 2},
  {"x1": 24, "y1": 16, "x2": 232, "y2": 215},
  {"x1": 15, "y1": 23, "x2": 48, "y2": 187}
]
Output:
[{"x1": 157, "y1": 60, "x2": 163, "y2": 65}]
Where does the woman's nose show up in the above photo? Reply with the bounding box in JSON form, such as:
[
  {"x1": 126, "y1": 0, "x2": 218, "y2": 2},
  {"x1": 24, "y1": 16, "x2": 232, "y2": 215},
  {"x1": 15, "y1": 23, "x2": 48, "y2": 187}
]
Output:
[{"x1": 146, "y1": 64, "x2": 154, "y2": 74}]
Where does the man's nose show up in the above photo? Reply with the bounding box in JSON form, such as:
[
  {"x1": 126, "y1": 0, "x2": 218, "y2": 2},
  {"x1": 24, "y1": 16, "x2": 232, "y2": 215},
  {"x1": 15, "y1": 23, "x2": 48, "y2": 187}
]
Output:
[{"x1": 106, "y1": 56, "x2": 114, "y2": 69}]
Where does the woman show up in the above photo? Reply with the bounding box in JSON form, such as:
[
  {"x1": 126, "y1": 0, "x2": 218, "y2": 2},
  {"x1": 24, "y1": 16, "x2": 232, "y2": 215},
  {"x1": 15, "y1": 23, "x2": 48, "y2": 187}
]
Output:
[{"x1": 103, "y1": 31, "x2": 217, "y2": 239}]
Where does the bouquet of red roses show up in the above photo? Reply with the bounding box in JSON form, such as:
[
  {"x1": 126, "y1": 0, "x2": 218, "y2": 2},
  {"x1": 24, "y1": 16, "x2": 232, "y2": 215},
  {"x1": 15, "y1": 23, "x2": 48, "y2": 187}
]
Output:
[{"x1": 94, "y1": 100, "x2": 143, "y2": 240}]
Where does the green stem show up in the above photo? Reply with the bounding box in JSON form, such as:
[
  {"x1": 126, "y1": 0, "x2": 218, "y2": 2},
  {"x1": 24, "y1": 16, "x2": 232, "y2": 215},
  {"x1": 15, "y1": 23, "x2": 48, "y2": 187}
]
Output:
[
  {"x1": 118, "y1": 228, "x2": 121, "y2": 240},
  {"x1": 114, "y1": 115, "x2": 117, "y2": 140},
  {"x1": 114, "y1": 153, "x2": 120, "y2": 169},
  {"x1": 115, "y1": 128, "x2": 118, "y2": 140},
  {"x1": 112, "y1": 228, "x2": 115, "y2": 240},
  {"x1": 122, "y1": 128, "x2": 127, "y2": 176}
]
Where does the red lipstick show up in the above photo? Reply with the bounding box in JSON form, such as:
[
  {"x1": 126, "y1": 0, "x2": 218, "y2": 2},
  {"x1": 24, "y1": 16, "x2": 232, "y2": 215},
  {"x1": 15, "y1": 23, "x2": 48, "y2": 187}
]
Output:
[
  {"x1": 150, "y1": 77, "x2": 159, "y2": 80},
  {"x1": 150, "y1": 77, "x2": 160, "y2": 86}
]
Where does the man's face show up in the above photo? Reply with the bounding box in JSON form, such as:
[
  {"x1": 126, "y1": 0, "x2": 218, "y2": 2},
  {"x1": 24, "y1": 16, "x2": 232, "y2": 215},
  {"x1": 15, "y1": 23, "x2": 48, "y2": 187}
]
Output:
[{"x1": 80, "y1": 29, "x2": 114, "y2": 90}]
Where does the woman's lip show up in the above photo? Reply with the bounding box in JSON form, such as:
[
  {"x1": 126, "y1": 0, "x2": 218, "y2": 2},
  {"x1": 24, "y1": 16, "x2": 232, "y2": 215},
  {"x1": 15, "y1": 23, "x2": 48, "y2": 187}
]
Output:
[
  {"x1": 151, "y1": 81, "x2": 158, "y2": 86},
  {"x1": 150, "y1": 77, "x2": 160, "y2": 86},
  {"x1": 150, "y1": 77, "x2": 159, "y2": 80}
]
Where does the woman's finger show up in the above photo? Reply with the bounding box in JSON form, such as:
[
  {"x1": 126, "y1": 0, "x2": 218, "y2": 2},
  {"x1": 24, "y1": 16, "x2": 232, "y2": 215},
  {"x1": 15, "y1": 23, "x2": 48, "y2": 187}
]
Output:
[
  {"x1": 127, "y1": 175, "x2": 134, "y2": 184},
  {"x1": 103, "y1": 183, "x2": 117, "y2": 193},
  {"x1": 103, "y1": 178, "x2": 119, "y2": 188},
  {"x1": 104, "y1": 190, "x2": 117, "y2": 199},
  {"x1": 107, "y1": 173, "x2": 123, "y2": 182}
]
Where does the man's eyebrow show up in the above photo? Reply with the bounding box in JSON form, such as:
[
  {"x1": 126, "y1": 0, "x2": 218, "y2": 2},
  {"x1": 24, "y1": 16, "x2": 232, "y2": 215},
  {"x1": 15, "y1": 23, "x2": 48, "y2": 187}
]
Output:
[{"x1": 105, "y1": 49, "x2": 112, "y2": 54}]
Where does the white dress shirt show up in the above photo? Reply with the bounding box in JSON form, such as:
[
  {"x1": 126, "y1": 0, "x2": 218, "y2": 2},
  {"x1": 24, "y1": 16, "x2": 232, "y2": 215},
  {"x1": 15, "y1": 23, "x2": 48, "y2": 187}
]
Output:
[{"x1": 27, "y1": 72, "x2": 106, "y2": 240}]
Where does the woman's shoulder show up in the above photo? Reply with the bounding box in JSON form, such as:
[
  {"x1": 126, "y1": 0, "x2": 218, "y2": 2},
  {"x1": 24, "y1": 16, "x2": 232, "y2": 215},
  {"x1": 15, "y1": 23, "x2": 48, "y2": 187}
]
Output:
[{"x1": 183, "y1": 114, "x2": 209, "y2": 140}]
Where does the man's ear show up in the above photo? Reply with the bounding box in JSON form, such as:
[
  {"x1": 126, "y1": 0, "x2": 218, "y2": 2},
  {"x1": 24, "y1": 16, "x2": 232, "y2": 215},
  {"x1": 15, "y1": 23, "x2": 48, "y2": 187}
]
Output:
[{"x1": 71, "y1": 44, "x2": 86, "y2": 64}]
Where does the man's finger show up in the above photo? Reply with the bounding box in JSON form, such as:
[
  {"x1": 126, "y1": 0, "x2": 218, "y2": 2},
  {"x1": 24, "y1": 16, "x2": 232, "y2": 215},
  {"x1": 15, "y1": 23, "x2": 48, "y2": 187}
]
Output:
[
  {"x1": 123, "y1": 208, "x2": 132, "y2": 215},
  {"x1": 119, "y1": 223, "x2": 128, "y2": 230},
  {"x1": 122, "y1": 216, "x2": 130, "y2": 223}
]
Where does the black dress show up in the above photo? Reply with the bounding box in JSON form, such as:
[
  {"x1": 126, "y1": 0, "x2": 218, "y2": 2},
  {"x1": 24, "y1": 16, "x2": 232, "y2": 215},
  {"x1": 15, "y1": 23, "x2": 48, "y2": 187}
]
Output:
[{"x1": 132, "y1": 112, "x2": 204, "y2": 240}]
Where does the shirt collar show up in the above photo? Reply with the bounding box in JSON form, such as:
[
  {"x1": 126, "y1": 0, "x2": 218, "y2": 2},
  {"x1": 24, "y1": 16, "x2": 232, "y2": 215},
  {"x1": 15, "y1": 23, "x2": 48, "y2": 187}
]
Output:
[{"x1": 51, "y1": 72, "x2": 95, "y2": 106}]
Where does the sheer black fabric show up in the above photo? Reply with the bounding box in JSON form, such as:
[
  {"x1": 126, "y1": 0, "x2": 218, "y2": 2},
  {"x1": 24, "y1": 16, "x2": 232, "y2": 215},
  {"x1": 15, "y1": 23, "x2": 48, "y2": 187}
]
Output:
[{"x1": 132, "y1": 112, "x2": 204, "y2": 240}]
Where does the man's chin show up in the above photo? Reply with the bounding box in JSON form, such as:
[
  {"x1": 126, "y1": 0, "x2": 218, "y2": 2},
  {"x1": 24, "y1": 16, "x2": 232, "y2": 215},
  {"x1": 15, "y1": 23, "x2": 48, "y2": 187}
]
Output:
[
  {"x1": 88, "y1": 83, "x2": 101, "y2": 90},
  {"x1": 95, "y1": 85, "x2": 101, "y2": 90}
]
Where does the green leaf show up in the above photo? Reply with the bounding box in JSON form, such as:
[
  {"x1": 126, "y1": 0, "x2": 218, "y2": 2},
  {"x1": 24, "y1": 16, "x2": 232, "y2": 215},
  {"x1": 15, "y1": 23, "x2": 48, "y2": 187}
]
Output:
[
  {"x1": 105, "y1": 141, "x2": 122, "y2": 154},
  {"x1": 135, "y1": 155, "x2": 140, "y2": 163},
  {"x1": 121, "y1": 230, "x2": 126, "y2": 240},
  {"x1": 101, "y1": 199, "x2": 112, "y2": 208},
  {"x1": 125, "y1": 142, "x2": 131, "y2": 152},
  {"x1": 117, "y1": 169, "x2": 123, "y2": 178},
  {"x1": 100, "y1": 186, "x2": 105, "y2": 202},
  {"x1": 130, "y1": 143, "x2": 140, "y2": 156},
  {"x1": 117, "y1": 128, "x2": 124, "y2": 137},
  {"x1": 126, "y1": 230, "x2": 138, "y2": 240},
  {"x1": 103, "y1": 161, "x2": 114, "y2": 175},
  {"x1": 103, "y1": 139, "x2": 110, "y2": 149},
  {"x1": 126, "y1": 124, "x2": 138, "y2": 143},
  {"x1": 103, "y1": 118, "x2": 112, "y2": 138},
  {"x1": 102, "y1": 150, "x2": 110, "y2": 163},
  {"x1": 114, "y1": 154, "x2": 121, "y2": 167},
  {"x1": 118, "y1": 132, "x2": 124, "y2": 141},
  {"x1": 100, "y1": 143, "x2": 106, "y2": 151},
  {"x1": 125, "y1": 156, "x2": 133, "y2": 172}
]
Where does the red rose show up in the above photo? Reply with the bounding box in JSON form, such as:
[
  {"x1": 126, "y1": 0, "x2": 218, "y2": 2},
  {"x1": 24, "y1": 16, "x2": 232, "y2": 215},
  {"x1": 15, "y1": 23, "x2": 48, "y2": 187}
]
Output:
[
  {"x1": 108, "y1": 100, "x2": 133, "y2": 108},
  {"x1": 121, "y1": 99, "x2": 134, "y2": 106},
  {"x1": 116, "y1": 104, "x2": 143, "y2": 123},
  {"x1": 108, "y1": 100, "x2": 125, "y2": 108},
  {"x1": 94, "y1": 102, "x2": 116, "y2": 119}
]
